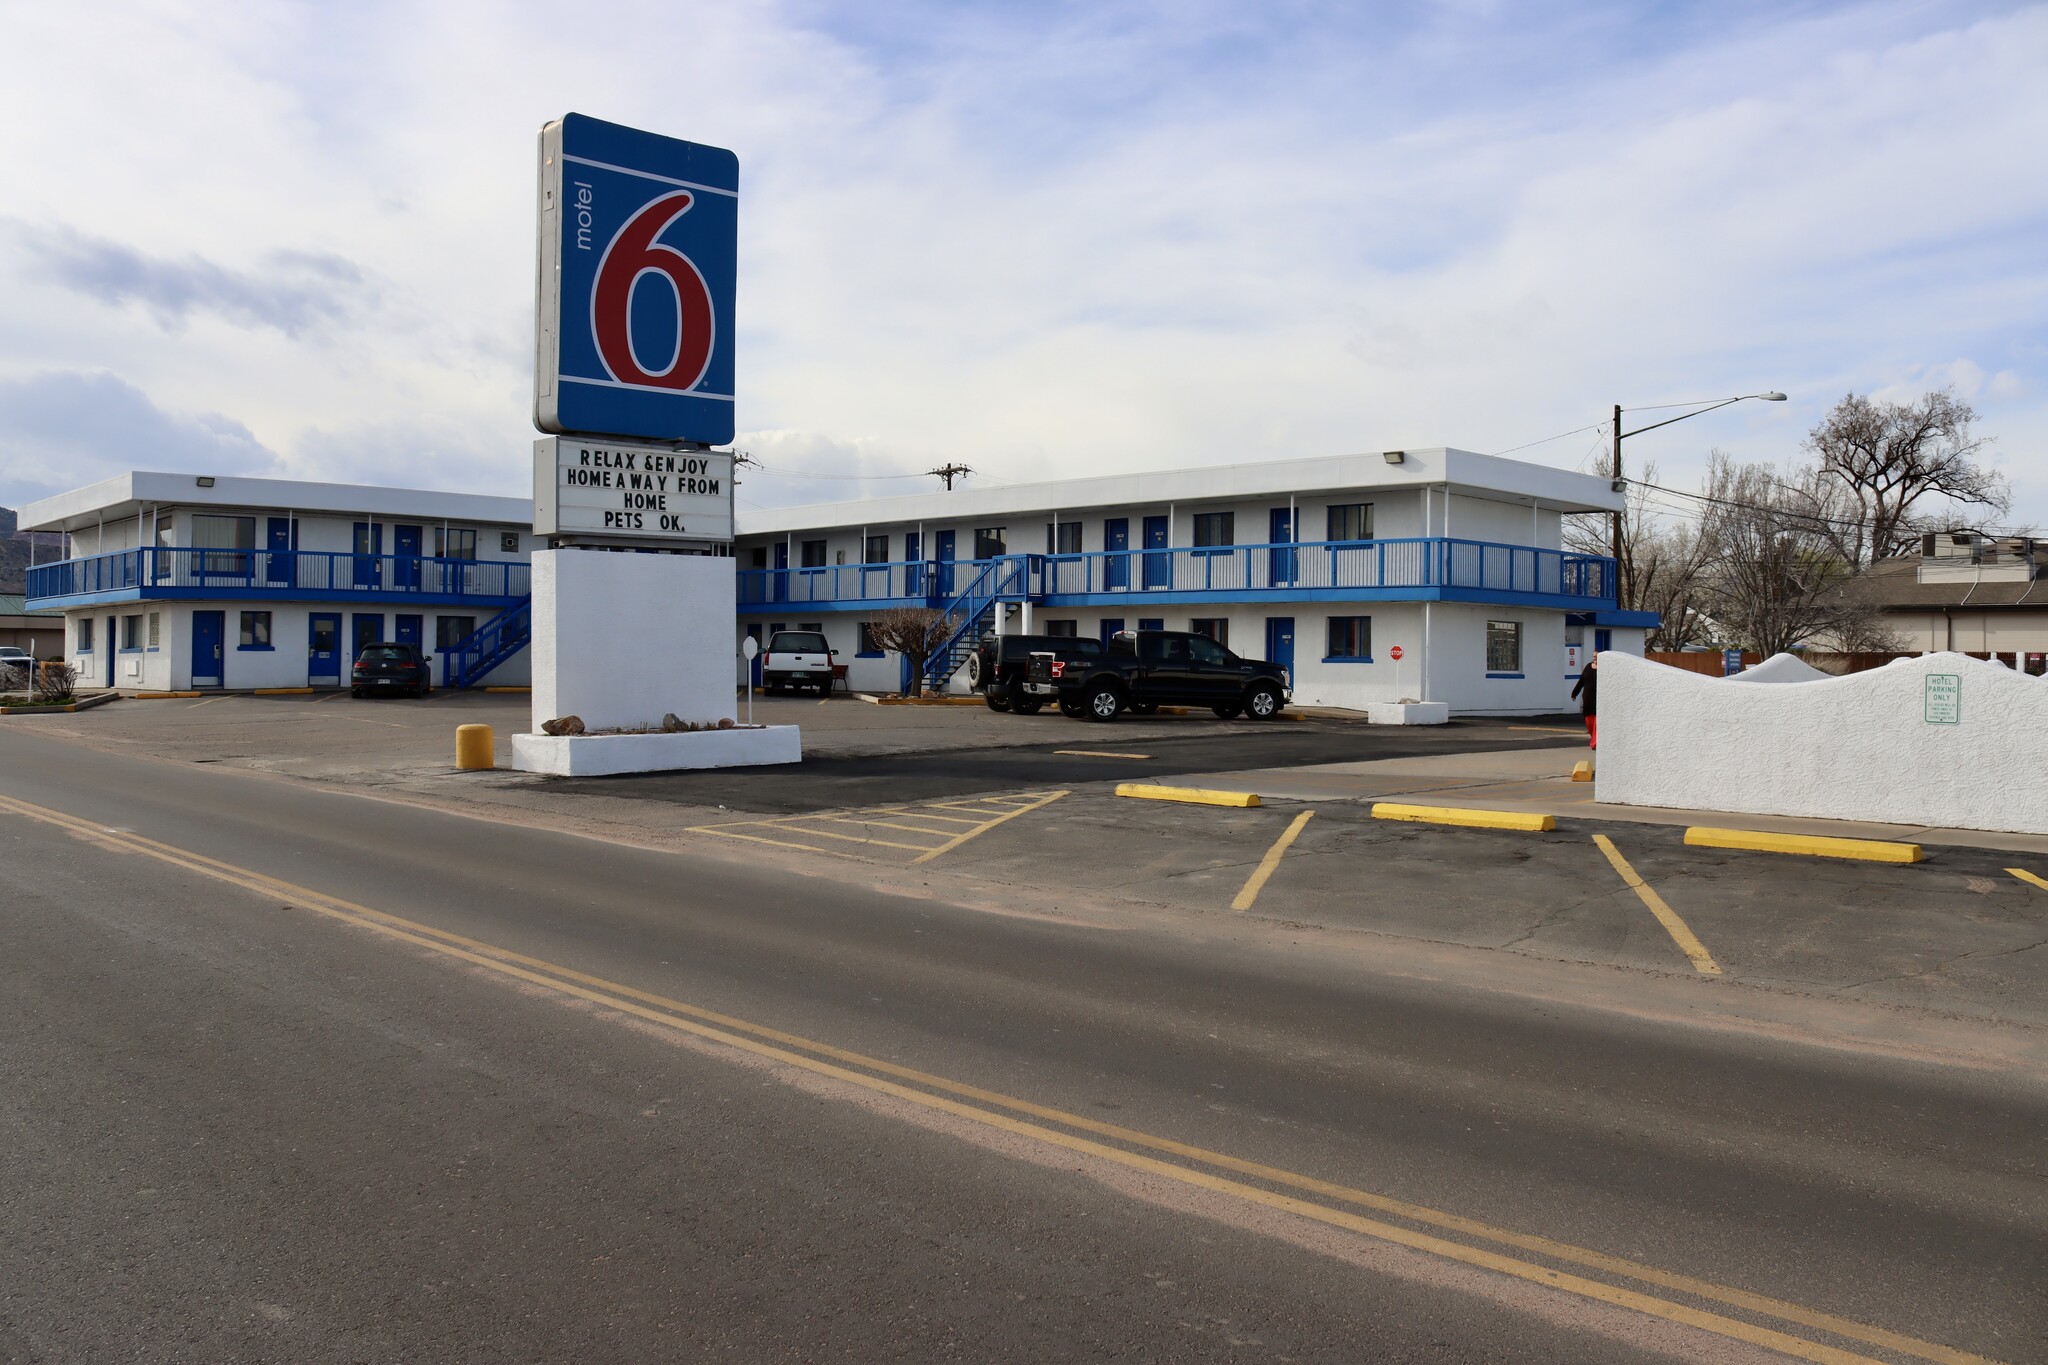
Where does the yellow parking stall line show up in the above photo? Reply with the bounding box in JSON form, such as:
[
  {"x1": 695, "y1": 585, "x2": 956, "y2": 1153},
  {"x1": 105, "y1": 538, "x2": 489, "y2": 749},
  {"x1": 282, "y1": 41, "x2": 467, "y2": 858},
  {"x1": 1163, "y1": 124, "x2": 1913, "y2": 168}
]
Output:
[
  {"x1": 2008, "y1": 868, "x2": 2048, "y2": 893},
  {"x1": 1232, "y1": 810, "x2": 1316, "y2": 912},
  {"x1": 1591, "y1": 835, "x2": 1722, "y2": 976},
  {"x1": 757, "y1": 824, "x2": 934, "y2": 851},
  {"x1": 924, "y1": 803, "x2": 1025, "y2": 818},
  {"x1": 1054, "y1": 750, "x2": 1154, "y2": 760},
  {"x1": 813, "y1": 816, "x2": 955, "y2": 841},
  {"x1": 682, "y1": 826, "x2": 868, "y2": 859},
  {"x1": 881, "y1": 810, "x2": 986, "y2": 826},
  {"x1": 913, "y1": 791, "x2": 1069, "y2": 865}
]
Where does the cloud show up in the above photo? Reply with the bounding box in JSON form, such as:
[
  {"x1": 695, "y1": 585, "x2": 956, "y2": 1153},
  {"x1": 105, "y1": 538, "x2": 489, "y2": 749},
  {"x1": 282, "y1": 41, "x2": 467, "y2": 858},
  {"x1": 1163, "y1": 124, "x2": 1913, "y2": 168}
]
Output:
[
  {"x1": 0, "y1": 0, "x2": 2042, "y2": 534},
  {"x1": 6, "y1": 220, "x2": 368, "y2": 336},
  {"x1": 0, "y1": 370, "x2": 281, "y2": 507}
]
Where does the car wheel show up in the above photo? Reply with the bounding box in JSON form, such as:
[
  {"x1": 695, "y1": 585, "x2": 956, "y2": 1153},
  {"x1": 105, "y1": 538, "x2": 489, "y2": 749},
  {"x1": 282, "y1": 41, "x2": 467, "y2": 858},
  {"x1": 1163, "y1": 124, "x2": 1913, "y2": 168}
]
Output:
[
  {"x1": 1086, "y1": 683, "x2": 1123, "y2": 722},
  {"x1": 1059, "y1": 696, "x2": 1085, "y2": 719},
  {"x1": 1212, "y1": 703, "x2": 1242, "y2": 719},
  {"x1": 1244, "y1": 683, "x2": 1283, "y2": 719},
  {"x1": 984, "y1": 687, "x2": 1012, "y2": 712}
]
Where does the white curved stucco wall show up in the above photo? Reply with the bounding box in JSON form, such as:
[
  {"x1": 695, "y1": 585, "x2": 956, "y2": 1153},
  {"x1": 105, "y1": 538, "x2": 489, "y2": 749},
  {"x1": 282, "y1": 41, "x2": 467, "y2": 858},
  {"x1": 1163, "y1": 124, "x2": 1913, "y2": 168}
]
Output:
[{"x1": 1595, "y1": 651, "x2": 2048, "y2": 835}]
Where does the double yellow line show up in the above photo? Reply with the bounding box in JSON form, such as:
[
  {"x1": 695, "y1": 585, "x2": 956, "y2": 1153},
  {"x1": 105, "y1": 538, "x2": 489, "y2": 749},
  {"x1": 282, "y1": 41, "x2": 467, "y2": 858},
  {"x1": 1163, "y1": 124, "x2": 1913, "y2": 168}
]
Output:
[{"x1": 0, "y1": 791, "x2": 2001, "y2": 1365}]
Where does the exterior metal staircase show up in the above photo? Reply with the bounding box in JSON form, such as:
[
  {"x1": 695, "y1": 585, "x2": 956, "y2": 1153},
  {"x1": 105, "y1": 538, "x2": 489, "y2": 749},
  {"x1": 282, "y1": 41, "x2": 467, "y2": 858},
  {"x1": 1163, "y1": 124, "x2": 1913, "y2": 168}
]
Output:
[
  {"x1": 920, "y1": 558, "x2": 1028, "y2": 689},
  {"x1": 445, "y1": 597, "x2": 531, "y2": 689}
]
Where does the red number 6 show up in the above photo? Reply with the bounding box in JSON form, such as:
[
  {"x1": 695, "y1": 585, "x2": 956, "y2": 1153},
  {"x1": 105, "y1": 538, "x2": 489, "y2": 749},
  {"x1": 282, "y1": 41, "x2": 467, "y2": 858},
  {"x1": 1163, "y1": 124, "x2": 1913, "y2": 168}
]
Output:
[{"x1": 591, "y1": 192, "x2": 715, "y2": 391}]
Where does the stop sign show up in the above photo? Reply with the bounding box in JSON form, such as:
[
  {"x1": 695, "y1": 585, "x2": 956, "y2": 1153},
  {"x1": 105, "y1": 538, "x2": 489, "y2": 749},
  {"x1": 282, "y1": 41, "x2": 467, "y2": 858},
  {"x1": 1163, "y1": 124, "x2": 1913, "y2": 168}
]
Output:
[{"x1": 1390, "y1": 645, "x2": 1404, "y2": 661}]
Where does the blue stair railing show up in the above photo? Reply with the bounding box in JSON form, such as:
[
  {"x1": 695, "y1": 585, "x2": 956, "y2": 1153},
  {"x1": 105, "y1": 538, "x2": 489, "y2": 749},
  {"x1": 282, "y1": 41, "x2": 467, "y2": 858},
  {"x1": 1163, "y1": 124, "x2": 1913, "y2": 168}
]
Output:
[
  {"x1": 920, "y1": 558, "x2": 1027, "y2": 689},
  {"x1": 445, "y1": 597, "x2": 531, "y2": 689}
]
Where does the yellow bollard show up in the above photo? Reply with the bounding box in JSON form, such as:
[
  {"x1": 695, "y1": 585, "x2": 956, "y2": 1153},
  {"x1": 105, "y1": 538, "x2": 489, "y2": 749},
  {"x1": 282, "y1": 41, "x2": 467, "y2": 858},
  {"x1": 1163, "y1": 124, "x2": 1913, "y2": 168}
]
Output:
[{"x1": 455, "y1": 724, "x2": 495, "y2": 770}]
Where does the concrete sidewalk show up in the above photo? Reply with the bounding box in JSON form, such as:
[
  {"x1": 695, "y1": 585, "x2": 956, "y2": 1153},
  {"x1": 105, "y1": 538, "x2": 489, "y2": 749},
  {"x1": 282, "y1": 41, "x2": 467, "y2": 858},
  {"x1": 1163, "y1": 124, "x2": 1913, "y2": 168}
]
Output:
[{"x1": 1175, "y1": 745, "x2": 2048, "y2": 856}]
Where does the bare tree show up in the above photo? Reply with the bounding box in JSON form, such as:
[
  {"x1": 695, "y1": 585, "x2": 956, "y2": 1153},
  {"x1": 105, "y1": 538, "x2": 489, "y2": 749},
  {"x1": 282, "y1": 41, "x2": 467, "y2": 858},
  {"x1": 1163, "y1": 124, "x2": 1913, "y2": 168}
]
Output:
[
  {"x1": 1564, "y1": 460, "x2": 1716, "y2": 649},
  {"x1": 1694, "y1": 452, "x2": 1898, "y2": 655},
  {"x1": 1802, "y1": 388, "x2": 2006, "y2": 564},
  {"x1": 864, "y1": 606, "x2": 950, "y2": 696}
]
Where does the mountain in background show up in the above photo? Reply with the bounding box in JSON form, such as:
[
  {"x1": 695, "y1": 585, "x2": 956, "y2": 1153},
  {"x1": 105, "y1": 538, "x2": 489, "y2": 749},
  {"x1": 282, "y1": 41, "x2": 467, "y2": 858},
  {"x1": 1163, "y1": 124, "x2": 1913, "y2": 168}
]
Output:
[{"x1": 1, "y1": 507, "x2": 37, "y2": 594}]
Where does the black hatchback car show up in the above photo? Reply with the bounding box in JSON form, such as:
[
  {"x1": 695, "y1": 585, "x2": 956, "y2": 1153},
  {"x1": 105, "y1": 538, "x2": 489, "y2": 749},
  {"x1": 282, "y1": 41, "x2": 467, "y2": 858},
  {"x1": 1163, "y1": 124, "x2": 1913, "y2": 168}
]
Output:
[{"x1": 351, "y1": 642, "x2": 433, "y2": 698}]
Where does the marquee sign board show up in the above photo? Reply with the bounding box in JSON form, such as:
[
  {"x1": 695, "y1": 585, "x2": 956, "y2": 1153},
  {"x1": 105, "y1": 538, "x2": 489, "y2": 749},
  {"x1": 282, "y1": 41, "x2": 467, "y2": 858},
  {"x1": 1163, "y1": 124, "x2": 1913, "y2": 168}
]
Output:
[
  {"x1": 532, "y1": 436, "x2": 734, "y2": 544},
  {"x1": 534, "y1": 114, "x2": 738, "y2": 445}
]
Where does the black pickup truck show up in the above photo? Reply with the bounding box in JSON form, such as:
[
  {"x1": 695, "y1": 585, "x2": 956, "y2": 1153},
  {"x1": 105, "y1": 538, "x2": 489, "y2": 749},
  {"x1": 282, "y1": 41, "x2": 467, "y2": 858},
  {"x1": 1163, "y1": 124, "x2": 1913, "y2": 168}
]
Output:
[
  {"x1": 970, "y1": 632, "x2": 1104, "y2": 713},
  {"x1": 1032, "y1": 629, "x2": 1291, "y2": 722}
]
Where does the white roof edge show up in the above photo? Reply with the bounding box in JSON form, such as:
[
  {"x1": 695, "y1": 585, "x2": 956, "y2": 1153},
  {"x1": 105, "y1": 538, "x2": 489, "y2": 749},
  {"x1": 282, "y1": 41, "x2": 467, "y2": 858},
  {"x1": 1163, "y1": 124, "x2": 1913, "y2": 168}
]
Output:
[
  {"x1": 20, "y1": 472, "x2": 532, "y2": 532},
  {"x1": 731, "y1": 448, "x2": 1620, "y2": 536}
]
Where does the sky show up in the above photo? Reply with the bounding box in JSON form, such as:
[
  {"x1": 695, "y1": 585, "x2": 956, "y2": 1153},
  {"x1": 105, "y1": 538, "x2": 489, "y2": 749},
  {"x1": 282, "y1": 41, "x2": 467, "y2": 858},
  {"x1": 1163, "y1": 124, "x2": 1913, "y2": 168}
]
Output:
[{"x1": 2, "y1": 0, "x2": 2044, "y2": 531}]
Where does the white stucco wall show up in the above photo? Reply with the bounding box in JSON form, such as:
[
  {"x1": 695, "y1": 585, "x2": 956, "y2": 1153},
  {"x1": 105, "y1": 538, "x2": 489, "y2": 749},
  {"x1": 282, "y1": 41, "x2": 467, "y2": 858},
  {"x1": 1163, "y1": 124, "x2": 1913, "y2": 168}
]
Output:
[
  {"x1": 1596, "y1": 651, "x2": 2048, "y2": 835},
  {"x1": 532, "y1": 549, "x2": 735, "y2": 732}
]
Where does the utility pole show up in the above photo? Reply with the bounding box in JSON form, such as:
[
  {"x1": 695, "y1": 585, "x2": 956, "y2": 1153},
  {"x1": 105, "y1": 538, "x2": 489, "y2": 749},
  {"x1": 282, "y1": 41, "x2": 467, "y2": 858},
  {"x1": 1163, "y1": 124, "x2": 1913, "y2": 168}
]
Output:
[
  {"x1": 929, "y1": 463, "x2": 973, "y2": 491},
  {"x1": 1611, "y1": 403, "x2": 1624, "y2": 603}
]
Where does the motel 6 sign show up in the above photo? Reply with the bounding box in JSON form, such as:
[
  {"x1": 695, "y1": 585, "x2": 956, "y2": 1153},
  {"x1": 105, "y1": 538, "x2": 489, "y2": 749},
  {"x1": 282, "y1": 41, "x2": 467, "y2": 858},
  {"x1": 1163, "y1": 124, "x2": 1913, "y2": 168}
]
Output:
[{"x1": 534, "y1": 114, "x2": 738, "y2": 446}]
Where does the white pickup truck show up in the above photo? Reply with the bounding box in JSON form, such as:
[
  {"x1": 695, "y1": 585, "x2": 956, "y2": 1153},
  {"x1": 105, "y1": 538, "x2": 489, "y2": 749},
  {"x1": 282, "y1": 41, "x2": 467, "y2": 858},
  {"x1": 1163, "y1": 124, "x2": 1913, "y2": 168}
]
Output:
[{"x1": 761, "y1": 630, "x2": 835, "y2": 696}]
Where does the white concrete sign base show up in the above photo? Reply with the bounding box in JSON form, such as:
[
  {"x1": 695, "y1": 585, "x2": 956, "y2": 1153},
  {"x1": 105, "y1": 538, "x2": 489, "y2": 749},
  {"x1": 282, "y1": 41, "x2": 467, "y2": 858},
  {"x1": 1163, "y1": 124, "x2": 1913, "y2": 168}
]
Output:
[
  {"x1": 516, "y1": 547, "x2": 798, "y2": 774},
  {"x1": 512, "y1": 726, "x2": 800, "y2": 776},
  {"x1": 1597, "y1": 651, "x2": 2048, "y2": 835},
  {"x1": 1366, "y1": 702, "x2": 1449, "y2": 725}
]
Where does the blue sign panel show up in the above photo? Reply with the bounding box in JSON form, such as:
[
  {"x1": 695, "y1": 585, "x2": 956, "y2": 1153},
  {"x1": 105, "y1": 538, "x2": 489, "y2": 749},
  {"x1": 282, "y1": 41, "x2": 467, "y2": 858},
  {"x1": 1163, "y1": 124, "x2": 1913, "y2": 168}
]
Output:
[
  {"x1": 535, "y1": 114, "x2": 737, "y2": 445},
  {"x1": 1723, "y1": 648, "x2": 1743, "y2": 676}
]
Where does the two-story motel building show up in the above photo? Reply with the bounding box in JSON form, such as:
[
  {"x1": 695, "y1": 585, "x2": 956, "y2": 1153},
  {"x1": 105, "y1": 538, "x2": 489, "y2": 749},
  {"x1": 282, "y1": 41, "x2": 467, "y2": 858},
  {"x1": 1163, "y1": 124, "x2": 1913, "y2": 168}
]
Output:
[
  {"x1": 23, "y1": 448, "x2": 1650, "y2": 713},
  {"x1": 734, "y1": 448, "x2": 1649, "y2": 713},
  {"x1": 21, "y1": 473, "x2": 537, "y2": 693}
]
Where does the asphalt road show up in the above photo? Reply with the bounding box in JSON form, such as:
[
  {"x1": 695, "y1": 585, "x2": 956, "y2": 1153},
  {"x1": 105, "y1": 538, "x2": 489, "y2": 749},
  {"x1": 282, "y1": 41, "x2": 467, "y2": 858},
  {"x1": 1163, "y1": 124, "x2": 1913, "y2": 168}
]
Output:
[{"x1": 3, "y1": 724, "x2": 2043, "y2": 1363}]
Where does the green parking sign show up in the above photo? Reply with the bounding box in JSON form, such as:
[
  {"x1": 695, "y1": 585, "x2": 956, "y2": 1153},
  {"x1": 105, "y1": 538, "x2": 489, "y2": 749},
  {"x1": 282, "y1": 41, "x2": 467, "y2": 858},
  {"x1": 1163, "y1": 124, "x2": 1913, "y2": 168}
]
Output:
[{"x1": 1923, "y1": 674, "x2": 1960, "y2": 724}]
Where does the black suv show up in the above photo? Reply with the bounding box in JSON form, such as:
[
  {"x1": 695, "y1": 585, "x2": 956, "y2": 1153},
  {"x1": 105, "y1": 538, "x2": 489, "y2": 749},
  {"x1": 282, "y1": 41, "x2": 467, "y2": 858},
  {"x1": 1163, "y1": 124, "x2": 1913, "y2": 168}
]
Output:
[
  {"x1": 1033, "y1": 629, "x2": 1290, "y2": 722},
  {"x1": 351, "y1": 642, "x2": 433, "y2": 698}
]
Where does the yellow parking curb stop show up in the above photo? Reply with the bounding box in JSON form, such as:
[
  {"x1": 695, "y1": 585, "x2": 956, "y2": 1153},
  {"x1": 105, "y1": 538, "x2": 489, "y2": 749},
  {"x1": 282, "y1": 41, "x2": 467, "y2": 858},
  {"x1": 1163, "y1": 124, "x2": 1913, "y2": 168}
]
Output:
[
  {"x1": 1684, "y1": 827, "x2": 1923, "y2": 864},
  {"x1": 1570, "y1": 760, "x2": 1593, "y2": 782},
  {"x1": 1115, "y1": 783, "x2": 1261, "y2": 809},
  {"x1": 1371, "y1": 803, "x2": 1556, "y2": 832}
]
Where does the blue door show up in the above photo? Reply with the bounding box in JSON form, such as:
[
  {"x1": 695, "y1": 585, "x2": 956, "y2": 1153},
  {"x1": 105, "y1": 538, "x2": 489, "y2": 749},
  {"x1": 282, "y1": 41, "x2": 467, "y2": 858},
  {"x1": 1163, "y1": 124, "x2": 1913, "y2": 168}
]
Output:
[
  {"x1": 904, "y1": 532, "x2": 923, "y2": 597},
  {"x1": 266, "y1": 517, "x2": 297, "y2": 585},
  {"x1": 395, "y1": 614, "x2": 423, "y2": 650},
  {"x1": 1100, "y1": 617, "x2": 1124, "y2": 642},
  {"x1": 105, "y1": 614, "x2": 118, "y2": 687},
  {"x1": 1104, "y1": 518, "x2": 1129, "y2": 590},
  {"x1": 394, "y1": 524, "x2": 423, "y2": 589},
  {"x1": 772, "y1": 542, "x2": 789, "y2": 602},
  {"x1": 1142, "y1": 516, "x2": 1169, "y2": 589},
  {"x1": 1594, "y1": 628, "x2": 1612, "y2": 653},
  {"x1": 1268, "y1": 508, "x2": 1296, "y2": 586},
  {"x1": 352, "y1": 522, "x2": 383, "y2": 588},
  {"x1": 353, "y1": 613, "x2": 385, "y2": 664},
  {"x1": 1138, "y1": 617, "x2": 1164, "y2": 632},
  {"x1": 1265, "y1": 617, "x2": 1295, "y2": 678},
  {"x1": 192, "y1": 611, "x2": 225, "y2": 688},
  {"x1": 308, "y1": 613, "x2": 341, "y2": 684},
  {"x1": 936, "y1": 530, "x2": 956, "y2": 596}
]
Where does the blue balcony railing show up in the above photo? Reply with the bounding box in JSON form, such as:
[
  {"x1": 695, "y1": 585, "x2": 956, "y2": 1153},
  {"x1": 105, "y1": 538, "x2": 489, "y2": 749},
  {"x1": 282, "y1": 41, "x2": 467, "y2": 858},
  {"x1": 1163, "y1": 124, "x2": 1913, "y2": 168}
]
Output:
[
  {"x1": 734, "y1": 538, "x2": 1616, "y2": 611},
  {"x1": 26, "y1": 547, "x2": 531, "y2": 608}
]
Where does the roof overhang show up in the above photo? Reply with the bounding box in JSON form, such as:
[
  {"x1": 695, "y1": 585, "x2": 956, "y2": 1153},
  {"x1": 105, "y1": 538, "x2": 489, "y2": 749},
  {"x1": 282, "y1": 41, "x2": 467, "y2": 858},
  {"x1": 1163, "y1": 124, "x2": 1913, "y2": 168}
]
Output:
[{"x1": 20, "y1": 472, "x2": 532, "y2": 534}]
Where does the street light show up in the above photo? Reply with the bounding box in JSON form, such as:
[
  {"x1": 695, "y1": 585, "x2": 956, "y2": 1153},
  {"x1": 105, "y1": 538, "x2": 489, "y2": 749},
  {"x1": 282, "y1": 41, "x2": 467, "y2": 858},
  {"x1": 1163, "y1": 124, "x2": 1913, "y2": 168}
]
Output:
[{"x1": 1610, "y1": 391, "x2": 1787, "y2": 570}]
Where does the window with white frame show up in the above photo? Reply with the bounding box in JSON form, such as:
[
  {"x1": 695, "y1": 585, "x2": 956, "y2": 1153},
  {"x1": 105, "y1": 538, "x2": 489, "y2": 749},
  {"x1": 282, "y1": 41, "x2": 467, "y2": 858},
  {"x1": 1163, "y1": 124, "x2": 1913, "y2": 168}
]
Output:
[
  {"x1": 1047, "y1": 522, "x2": 1081, "y2": 555},
  {"x1": 800, "y1": 539, "x2": 828, "y2": 568},
  {"x1": 78, "y1": 618, "x2": 94, "y2": 651},
  {"x1": 192, "y1": 514, "x2": 255, "y2": 574},
  {"x1": 1485, "y1": 620, "x2": 1522, "y2": 673},
  {"x1": 121, "y1": 614, "x2": 143, "y2": 650},
  {"x1": 436, "y1": 616, "x2": 476, "y2": 651},
  {"x1": 147, "y1": 612, "x2": 161, "y2": 649},
  {"x1": 857, "y1": 622, "x2": 884, "y2": 656},
  {"x1": 864, "y1": 534, "x2": 889, "y2": 564},
  {"x1": 239, "y1": 611, "x2": 272, "y2": 649}
]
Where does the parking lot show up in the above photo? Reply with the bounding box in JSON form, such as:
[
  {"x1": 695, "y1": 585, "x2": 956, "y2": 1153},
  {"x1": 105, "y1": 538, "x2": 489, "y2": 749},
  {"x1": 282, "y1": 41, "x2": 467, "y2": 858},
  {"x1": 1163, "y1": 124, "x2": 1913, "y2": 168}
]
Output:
[{"x1": 14, "y1": 686, "x2": 2048, "y2": 1036}]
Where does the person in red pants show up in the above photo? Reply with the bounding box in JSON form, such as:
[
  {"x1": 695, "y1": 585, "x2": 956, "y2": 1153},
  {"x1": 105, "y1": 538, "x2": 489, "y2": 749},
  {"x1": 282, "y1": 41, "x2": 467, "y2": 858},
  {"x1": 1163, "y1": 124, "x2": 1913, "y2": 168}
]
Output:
[{"x1": 1570, "y1": 654, "x2": 1597, "y2": 749}]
